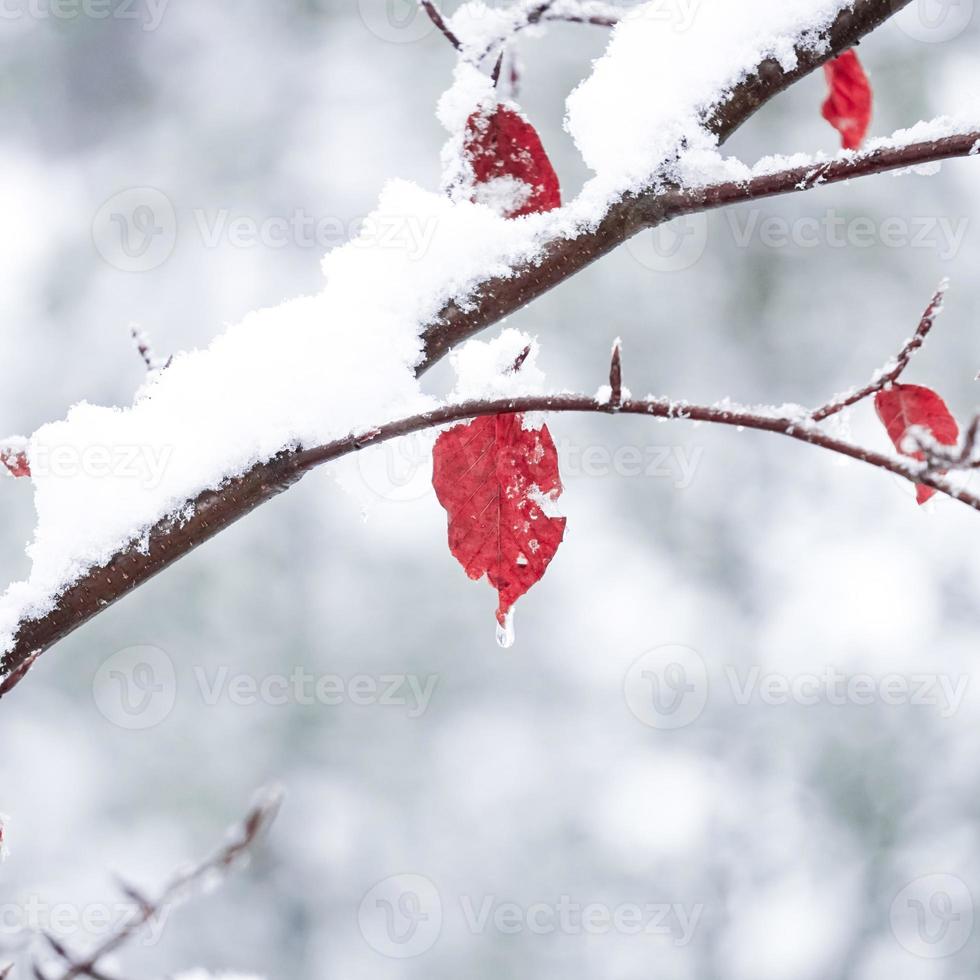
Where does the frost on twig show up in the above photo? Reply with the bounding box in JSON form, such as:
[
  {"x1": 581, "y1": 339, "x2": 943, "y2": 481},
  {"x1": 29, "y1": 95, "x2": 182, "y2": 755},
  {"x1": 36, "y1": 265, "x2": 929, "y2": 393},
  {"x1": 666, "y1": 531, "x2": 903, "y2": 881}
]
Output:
[
  {"x1": 27, "y1": 789, "x2": 281, "y2": 980},
  {"x1": 130, "y1": 324, "x2": 172, "y2": 377},
  {"x1": 811, "y1": 280, "x2": 948, "y2": 421}
]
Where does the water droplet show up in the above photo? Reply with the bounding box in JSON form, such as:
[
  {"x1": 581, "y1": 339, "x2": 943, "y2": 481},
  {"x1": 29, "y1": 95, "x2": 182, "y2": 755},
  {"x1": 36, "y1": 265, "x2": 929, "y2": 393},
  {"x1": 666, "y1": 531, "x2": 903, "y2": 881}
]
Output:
[{"x1": 495, "y1": 612, "x2": 515, "y2": 649}]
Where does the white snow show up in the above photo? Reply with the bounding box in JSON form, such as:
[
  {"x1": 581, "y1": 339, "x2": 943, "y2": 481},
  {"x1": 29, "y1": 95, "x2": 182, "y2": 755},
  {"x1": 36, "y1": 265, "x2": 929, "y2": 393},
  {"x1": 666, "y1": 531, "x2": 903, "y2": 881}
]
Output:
[
  {"x1": 566, "y1": 0, "x2": 856, "y2": 208},
  {"x1": 667, "y1": 114, "x2": 980, "y2": 190},
  {"x1": 446, "y1": 0, "x2": 623, "y2": 61},
  {"x1": 0, "y1": 183, "x2": 553, "y2": 652},
  {"x1": 448, "y1": 328, "x2": 546, "y2": 402}
]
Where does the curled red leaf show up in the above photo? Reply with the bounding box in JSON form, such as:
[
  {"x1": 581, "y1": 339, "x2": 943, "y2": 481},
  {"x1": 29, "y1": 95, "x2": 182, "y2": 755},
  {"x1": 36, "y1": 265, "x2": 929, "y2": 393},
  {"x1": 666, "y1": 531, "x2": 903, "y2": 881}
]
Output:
[
  {"x1": 432, "y1": 413, "x2": 566, "y2": 631},
  {"x1": 874, "y1": 383, "x2": 958, "y2": 505},
  {"x1": 464, "y1": 105, "x2": 561, "y2": 219},
  {"x1": 822, "y1": 50, "x2": 872, "y2": 151}
]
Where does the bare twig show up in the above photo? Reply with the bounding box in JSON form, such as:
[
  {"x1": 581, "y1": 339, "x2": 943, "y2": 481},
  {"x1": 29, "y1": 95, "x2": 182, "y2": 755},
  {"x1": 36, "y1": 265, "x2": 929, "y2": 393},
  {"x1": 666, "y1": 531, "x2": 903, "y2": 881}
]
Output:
[
  {"x1": 608, "y1": 338, "x2": 623, "y2": 409},
  {"x1": 420, "y1": 0, "x2": 462, "y2": 50},
  {"x1": 812, "y1": 281, "x2": 947, "y2": 421},
  {"x1": 491, "y1": 51, "x2": 505, "y2": 87},
  {"x1": 511, "y1": 344, "x2": 533, "y2": 373},
  {"x1": 130, "y1": 325, "x2": 171, "y2": 376},
  {"x1": 31, "y1": 790, "x2": 281, "y2": 980}
]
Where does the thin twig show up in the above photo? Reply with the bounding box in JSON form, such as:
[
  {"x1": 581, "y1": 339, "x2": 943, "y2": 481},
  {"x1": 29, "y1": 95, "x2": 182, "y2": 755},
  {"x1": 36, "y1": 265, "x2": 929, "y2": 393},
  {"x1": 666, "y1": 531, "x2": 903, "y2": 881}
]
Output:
[
  {"x1": 130, "y1": 325, "x2": 171, "y2": 376},
  {"x1": 419, "y1": 0, "x2": 462, "y2": 50},
  {"x1": 33, "y1": 791, "x2": 281, "y2": 980},
  {"x1": 608, "y1": 338, "x2": 623, "y2": 409},
  {"x1": 811, "y1": 281, "x2": 947, "y2": 421}
]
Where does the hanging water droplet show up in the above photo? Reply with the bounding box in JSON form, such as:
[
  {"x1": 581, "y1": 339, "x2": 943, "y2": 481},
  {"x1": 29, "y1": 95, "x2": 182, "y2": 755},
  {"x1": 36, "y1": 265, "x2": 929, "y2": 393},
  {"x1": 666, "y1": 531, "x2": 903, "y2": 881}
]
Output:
[{"x1": 495, "y1": 611, "x2": 515, "y2": 649}]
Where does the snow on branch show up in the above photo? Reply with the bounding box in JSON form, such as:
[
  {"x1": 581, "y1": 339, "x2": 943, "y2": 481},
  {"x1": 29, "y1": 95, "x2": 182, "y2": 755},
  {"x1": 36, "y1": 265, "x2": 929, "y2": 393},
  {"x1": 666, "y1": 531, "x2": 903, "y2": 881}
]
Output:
[{"x1": 0, "y1": 0, "x2": 958, "y2": 695}]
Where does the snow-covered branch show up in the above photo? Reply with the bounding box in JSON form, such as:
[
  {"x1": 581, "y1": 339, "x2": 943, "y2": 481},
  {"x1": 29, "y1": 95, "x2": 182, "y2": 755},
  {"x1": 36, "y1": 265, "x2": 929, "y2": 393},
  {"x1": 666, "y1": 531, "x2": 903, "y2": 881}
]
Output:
[
  {"x1": 659, "y1": 124, "x2": 980, "y2": 223},
  {"x1": 0, "y1": 0, "x2": 958, "y2": 696}
]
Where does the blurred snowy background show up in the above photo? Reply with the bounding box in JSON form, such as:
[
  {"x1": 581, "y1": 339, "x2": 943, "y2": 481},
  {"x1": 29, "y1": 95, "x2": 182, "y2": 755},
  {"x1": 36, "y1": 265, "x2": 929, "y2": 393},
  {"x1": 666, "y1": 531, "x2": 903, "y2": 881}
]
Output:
[{"x1": 1, "y1": 1, "x2": 980, "y2": 977}]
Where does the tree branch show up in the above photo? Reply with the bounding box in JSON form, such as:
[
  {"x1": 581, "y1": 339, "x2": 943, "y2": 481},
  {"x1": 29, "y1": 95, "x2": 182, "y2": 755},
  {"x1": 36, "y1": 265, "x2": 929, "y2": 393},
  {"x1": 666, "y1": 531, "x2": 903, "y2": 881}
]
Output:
[
  {"x1": 660, "y1": 131, "x2": 980, "y2": 220},
  {"x1": 418, "y1": 0, "x2": 919, "y2": 367},
  {"x1": 811, "y1": 281, "x2": 946, "y2": 421},
  {"x1": 0, "y1": 0, "x2": 945, "y2": 695},
  {"x1": 31, "y1": 790, "x2": 281, "y2": 980}
]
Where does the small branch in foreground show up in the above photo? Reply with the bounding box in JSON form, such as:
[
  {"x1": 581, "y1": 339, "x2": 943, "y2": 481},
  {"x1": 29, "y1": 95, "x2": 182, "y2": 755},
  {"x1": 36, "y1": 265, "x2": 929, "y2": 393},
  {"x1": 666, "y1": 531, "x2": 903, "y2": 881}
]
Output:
[
  {"x1": 130, "y1": 325, "x2": 171, "y2": 376},
  {"x1": 812, "y1": 280, "x2": 947, "y2": 421},
  {"x1": 32, "y1": 790, "x2": 281, "y2": 980}
]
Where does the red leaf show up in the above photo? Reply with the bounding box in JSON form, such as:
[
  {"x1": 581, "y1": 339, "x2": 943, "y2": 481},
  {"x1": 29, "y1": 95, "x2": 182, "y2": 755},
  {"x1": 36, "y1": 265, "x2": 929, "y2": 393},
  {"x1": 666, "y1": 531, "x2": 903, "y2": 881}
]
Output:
[
  {"x1": 822, "y1": 50, "x2": 872, "y2": 151},
  {"x1": 464, "y1": 105, "x2": 561, "y2": 219},
  {"x1": 874, "y1": 384, "x2": 958, "y2": 505},
  {"x1": 0, "y1": 447, "x2": 29, "y2": 478},
  {"x1": 432, "y1": 413, "x2": 566, "y2": 633}
]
